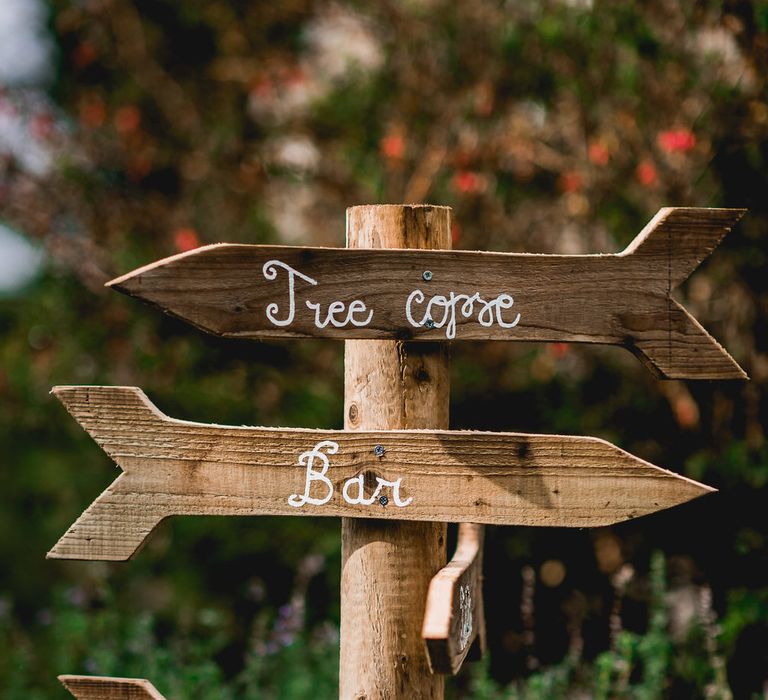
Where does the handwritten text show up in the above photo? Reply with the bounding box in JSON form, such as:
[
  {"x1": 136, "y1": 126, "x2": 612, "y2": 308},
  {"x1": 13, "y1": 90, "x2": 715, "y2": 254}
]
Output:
[
  {"x1": 262, "y1": 259, "x2": 522, "y2": 339},
  {"x1": 288, "y1": 440, "x2": 412, "y2": 508}
]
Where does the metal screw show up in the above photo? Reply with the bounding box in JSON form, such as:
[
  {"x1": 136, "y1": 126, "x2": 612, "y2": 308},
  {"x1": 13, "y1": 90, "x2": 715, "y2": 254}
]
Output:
[
  {"x1": 422, "y1": 270, "x2": 433, "y2": 281},
  {"x1": 379, "y1": 495, "x2": 389, "y2": 506},
  {"x1": 373, "y1": 444, "x2": 385, "y2": 457},
  {"x1": 424, "y1": 318, "x2": 435, "y2": 330}
]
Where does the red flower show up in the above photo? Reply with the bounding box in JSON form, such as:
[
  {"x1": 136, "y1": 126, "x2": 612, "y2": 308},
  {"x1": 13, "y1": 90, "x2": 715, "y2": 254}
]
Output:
[
  {"x1": 548, "y1": 343, "x2": 570, "y2": 359},
  {"x1": 114, "y1": 106, "x2": 141, "y2": 136},
  {"x1": 78, "y1": 96, "x2": 106, "y2": 128},
  {"x1": 284, "y1": 65, "x2": 307, "y2": 87},
  {"x1": 380, "y1": 134, "x2": 405, "y2": 160},
  {"x1": 250, "y1": 77, "x2": 274, "y2": 99},
  {"x1": 636, "y1": 160, "x2": 658, "y2": 187},
  {"x1": 451, "y1": 170, "x2": 485, "y2": 195},
  {"x1": 558, "y1": 171, "x2": 583, "y2": 193},
  {"x1": 174, "y1": 228, "x2": 200, "y2": 253},
  {"x1": 657, "y1": 129, "x2": 696, "y2": 153},
  {"x1": 588, "y1": 141, "x2": 610, "y2": 166},
  {"x1": 72, "y1": 42, "x2": 97, "y2": 69},
  {"x1": 127, "y1": 156, "x2": 153, "y2": 182}
]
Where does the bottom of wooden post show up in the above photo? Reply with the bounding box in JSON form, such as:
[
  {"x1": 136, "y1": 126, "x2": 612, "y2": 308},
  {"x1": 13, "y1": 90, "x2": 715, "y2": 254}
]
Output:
[{"x1": 341, "y1": 518, "x2": 446, "y2": 700}]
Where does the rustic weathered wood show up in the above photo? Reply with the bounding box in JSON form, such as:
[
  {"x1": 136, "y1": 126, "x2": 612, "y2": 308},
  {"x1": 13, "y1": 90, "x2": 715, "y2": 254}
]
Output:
[
  {"x1": 108, "y1": 207, "x2": 747, "y2": 379},
  {"x1": 47, "y1": 384, "x2": 714, "y2": 561},
  {"x1": 59, "y1": 675, "x2": 165, "y2": 700},
  {"x1": 423, "y1": 523, "x2": 486, "y2": 675},
  {"x1": 341, "y1": 205, "x2": 451, "y2": 700}
]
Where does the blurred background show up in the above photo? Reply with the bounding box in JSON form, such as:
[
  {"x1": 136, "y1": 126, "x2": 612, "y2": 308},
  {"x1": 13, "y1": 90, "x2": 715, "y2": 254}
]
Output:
[{"x1": 0, "y1": 1, "x2": 767, "y2": 698}]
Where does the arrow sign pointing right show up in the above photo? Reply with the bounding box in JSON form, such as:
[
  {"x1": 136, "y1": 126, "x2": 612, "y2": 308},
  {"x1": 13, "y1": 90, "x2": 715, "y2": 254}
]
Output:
[
  {"x1": 108, "y1": 207, "x2": 747, "y2": 379},
  {"x1": 48, "y1": 386, "x2": 714, "y2": 561}
]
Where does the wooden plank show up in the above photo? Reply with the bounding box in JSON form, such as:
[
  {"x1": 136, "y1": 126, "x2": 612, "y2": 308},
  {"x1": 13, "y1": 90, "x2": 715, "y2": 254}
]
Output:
[
  {"x1": 340, "y1": 205, "x2": 450, "y2": 699},
  {"x1": 108, "y1": 207, "x2": 747, "y2": 380},
  {"x1": 47, "y1": 386, "x2": 714, "y2": 561},
  {"x1": 59, "y1": 675, "x2": 165, "y2": 700},
  {"x1": 423, "y1": 523, "x2": 486, "y2": 675}
]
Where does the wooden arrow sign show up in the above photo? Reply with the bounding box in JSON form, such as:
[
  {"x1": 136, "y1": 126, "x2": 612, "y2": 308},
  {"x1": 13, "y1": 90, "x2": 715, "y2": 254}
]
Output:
[
  {"x1": 108, "y1": 208, "x2": 746, "y2": 379},
  {"x1": 48, "y1": 386, "x2": 713, "y2": 561},
  {"x1": 423, "y1": 523, "x2": 486, "y2": 674},
  {"x1": 59, "y1": 675, "x2": 165, "y2": 700}
]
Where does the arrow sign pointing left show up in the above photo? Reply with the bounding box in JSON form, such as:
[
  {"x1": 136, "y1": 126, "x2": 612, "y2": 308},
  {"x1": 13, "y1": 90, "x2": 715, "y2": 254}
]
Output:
[
  {"x1": 48, "y1": 386, "x2": 713, "y2": 561},
  {"x1": 108, "y1": 207, "x2": 746, "y2": 379}
]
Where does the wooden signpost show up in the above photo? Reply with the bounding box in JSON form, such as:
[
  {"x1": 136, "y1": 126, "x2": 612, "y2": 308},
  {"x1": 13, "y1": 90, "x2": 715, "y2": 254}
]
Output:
[
  {"x1": 52, "y1": 204, "x2": 746, "y2": 698},
  {"x1": 59, "y1": 675, "x2": 165, "y2": 700}
]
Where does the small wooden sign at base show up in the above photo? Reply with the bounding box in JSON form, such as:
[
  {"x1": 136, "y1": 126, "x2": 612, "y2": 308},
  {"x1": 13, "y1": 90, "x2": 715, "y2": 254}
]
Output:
[
  {"x1": 59, "y1": 675, "x2": 165, "y2": 700},
  {"x1": 423, "y1": 523, "x2": 486, "y2": 674}
]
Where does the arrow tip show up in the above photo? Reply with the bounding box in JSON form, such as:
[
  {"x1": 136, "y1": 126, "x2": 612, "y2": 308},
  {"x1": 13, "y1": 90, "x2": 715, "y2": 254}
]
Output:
[
  {"x1": 106, "y1": 245, "x2": 243, "y2": 338},
  {"x1": 630, "y1": 299, "x2": 748, "y2": 380},
  {"x1": 106, "y1": 243, "x2": 229, "y2": 291},
  {"x1": 622, "y1": 207, "x2": 746, "y2": 288},
  {"x1": 619, "y1": 208, "x2": 749, "y2": 380}
]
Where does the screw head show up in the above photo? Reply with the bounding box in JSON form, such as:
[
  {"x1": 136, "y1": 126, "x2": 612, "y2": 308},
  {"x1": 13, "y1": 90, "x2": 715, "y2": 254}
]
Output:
[
  {"x1": 422, "y1": 270, "x2": 433, "y2": 281},
  {"x1": 373, "y1": 444, "x2": 385, "y2": 457},
  {"x1": 379, "y1": 495, "x2": 389, "y2": 506},
  {"x1": 424, "y1": 318, "x2": 435, "y2": 330}
]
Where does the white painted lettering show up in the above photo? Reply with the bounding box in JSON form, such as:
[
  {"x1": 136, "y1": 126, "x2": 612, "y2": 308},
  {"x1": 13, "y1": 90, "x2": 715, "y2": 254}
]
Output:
[
  {"x1": 347, "y1": 299, "x2": 374, "y2": 327},
  {"x1": 263, "y1": 260, "x2": 318, "y2": 327},
  {"x1": 288, "y1": 440, "x2": 413, "y2": 508},
  {"x1": 263, "y1": 259, "x2": 520, "y2": 337},
  {"x1": 263, "y1": 259, "x2": 373, "y2": 329},
  {"x1": 340, "y1": 474, "x2": 413, "y2": 507},
  {"x1": 288, "y1": 440, "x2": 337, "y2": 507},
  {"x1": 341, "y1": 474, "x2": 378, "y2": 505},
  {"x1": 459, "y1": 584, "x2": 473, "y2": 650},
  {"x1": 406, "y1": 288, "x2": 521, "y2": 339}
]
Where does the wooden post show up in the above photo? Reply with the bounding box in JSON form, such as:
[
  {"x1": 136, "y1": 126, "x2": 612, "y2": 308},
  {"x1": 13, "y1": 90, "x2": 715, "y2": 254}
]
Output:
[{"x1": 341, "y1": 204, "x2": 451, "y2": 700}]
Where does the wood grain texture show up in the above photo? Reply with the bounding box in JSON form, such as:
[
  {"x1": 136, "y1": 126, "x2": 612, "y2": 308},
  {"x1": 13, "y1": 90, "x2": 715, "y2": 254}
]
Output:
[
  {"x1": 59, "y1": 675, "x2": 165, "y2": 700},
  {"x1": 47, "y1": 385, "x2": 715, "y2": 561},
  {"x1": 340, "y1": 205, "x2": 450, "y2": 700},
  {"x1": 423, "y1": 523, "x2": 486, "y2": 675},
  {"x1": 108, "y1": 207, "x2": 747, "y2": 379}
]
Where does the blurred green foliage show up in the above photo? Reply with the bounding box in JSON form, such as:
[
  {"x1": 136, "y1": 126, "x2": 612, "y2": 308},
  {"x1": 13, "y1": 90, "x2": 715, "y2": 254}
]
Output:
[{"x1": 1, "y1": 0, "x2": 767, "y2": 697}]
